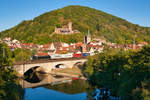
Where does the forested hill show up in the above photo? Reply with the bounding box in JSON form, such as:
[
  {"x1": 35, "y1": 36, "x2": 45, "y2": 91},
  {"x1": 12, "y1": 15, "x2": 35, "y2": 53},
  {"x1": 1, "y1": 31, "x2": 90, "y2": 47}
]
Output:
[{"x1": 1, "y1": 5, "x2": 150, "y2": 44}]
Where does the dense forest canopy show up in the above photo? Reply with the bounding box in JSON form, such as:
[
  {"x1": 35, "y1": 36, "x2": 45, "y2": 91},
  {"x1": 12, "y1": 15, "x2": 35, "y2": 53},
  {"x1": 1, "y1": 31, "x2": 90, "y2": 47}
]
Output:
[{"x1": 0, "y1": 5, "x2": 150, "y2": 44}]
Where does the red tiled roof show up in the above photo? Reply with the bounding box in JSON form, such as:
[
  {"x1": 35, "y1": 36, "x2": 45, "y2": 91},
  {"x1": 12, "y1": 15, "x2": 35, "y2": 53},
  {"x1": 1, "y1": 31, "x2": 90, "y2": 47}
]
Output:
[
  {"x1": 62, "y1": 47, "x2": 68, "y2": 51},
  {"x1": 139, "y1": 41, "x2": 148, "y2": 45},
  {"x1": 87, "y1": 44, "x2": 93, "y2": 47},
  {"x1": 36, "y1": 52, "x2": 49, "y2": 56},
  {"x1": 76, "y1": 42, "x2": 83, "y2": 47},
  {"x1": 43, "y1": 44, "x2": 50, "y2": 48},
  {"x1": 53, "y1": 42, "x2": 62, "y2": 49}
]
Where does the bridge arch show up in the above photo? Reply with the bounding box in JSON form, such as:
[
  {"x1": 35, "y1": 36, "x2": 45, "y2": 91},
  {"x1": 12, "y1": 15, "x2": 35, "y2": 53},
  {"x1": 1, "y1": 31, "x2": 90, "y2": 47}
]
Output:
[
  {"x1": 24, "y1": 66, "x2": 44, "y2": 75},
  {"x1": 24, "y1": 66, "x2": 48, "y2": 83},
  {"x1": 53, "y1": 64, "x2": 68, "y2": 69},
  {"x1": 73, "y1": 62, "x2": 83, "y2": 67}
]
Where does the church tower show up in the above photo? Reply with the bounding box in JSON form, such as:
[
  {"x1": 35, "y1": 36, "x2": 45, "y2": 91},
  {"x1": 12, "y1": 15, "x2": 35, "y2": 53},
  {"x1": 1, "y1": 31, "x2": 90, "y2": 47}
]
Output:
[
  {"x1": 82, "y1": 30, "x2": 91, "y2": 53},
  {"x1": 83, "y1": 29, "x2": 91, "y2": 44},
  {"x1": 84, "y1": 29, "x2": 91, "y2": 44},
  {"x1": 68, "y1": 22, "x2": 73, "y2": 33},
  {"x1": 87, "y1": 29, "x2": 91, "y2": 44}
]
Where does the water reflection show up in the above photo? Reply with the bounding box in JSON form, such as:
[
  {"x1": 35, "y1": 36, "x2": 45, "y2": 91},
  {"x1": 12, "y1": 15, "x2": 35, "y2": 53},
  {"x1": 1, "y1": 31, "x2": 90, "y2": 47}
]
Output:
[
  {"x1": 24, "y1": 67, "x2": 47, "y2": 83},
  {"x1": 19, "y1": 71, "x2": 95, "y2": 100},
  {"x1": 20, "y1": 73, "x2": 75, "y2": 88},
  {"x1": 18, "y1": 68, "x2": 150, "y2": 100},
  {"x1": 19, "y1": 74, "x2": 92, "y2": 100},
  {"x1": 44, "y1": 79, "x2": 90, "y2": 94}
]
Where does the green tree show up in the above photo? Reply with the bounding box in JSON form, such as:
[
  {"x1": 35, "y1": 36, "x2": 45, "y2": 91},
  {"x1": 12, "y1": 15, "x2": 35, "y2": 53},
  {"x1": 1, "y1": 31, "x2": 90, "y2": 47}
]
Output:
[
  {"x1": 0, "y1": 43, "x2": 12, "y2": 66},
  {"x1": 0, "y1": 43, "x2": 24, "y2": 100},
  {"x1": 13, "y1": 48, "x2": 31, "y2": 62},
  {"x1": 86, "y1": 46, "x2": 150, "y2": 99}
]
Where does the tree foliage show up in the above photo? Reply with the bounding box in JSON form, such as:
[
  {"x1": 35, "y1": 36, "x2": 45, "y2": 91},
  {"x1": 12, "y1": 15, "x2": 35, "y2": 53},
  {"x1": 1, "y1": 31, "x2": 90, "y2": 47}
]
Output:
[
  {"x1": 0, "y1": 43, "x2": 24, "y2": 100},
  {"x1": 86, "y1": 46, "x2": 150, "y2": 99},
  {"x1": 12, "y1": 48, "x2": 31, "y2": 63},
  {"x1": 0, "y1": 43, "x2": 12, "y2": 66}
]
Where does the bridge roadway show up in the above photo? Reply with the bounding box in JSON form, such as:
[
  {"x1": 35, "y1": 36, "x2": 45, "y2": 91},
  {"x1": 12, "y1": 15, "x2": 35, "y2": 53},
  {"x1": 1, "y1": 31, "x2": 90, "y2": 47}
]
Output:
[
  {"x1": 14, "y1": 57, "x2": 86, "y2": 65},
  {"x1": 13, "y1": 57, "x2": 87, "y2": 77}
]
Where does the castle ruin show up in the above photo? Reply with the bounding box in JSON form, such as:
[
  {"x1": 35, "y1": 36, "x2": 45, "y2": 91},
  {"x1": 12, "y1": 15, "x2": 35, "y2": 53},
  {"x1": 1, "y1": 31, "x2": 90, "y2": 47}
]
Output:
[{"x1": 54, "y1": 22, "x2": 80, "y2": 34}]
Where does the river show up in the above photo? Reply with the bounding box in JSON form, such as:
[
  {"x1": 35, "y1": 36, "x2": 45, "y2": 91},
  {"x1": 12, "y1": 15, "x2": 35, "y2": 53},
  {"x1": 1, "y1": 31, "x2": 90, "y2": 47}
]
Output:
[
  {"x1": 24, "y1": 86, "x2": 87, "y2": 100},
  {"x1": 18, "y1": 68, "x2": 122, "y2": 100},
  {"x1": 19, "y1": 73, "x2": 92, "y2": 100}
]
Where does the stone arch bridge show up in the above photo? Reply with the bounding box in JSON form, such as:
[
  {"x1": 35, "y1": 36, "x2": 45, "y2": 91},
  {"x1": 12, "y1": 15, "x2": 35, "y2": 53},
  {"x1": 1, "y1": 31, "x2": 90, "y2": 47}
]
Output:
[{"x1": 14, "y1": 58, "x2": 87, "y2": 77}]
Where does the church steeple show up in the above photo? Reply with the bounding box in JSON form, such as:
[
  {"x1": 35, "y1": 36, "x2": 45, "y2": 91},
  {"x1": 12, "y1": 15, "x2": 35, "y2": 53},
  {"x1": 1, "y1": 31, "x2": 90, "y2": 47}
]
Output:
[
  {"x1": 87, "y1": 29, "x2": 90, "y2": 37},
  {"x1": 83, "y1": 29, "x2": 91, "y2": 44},
  {"x1": 86, "y1": 29, "x2": 91, "y2": 44},
  {"x1": 83, "y1": 35, "x2": 87, "y2": 44}
]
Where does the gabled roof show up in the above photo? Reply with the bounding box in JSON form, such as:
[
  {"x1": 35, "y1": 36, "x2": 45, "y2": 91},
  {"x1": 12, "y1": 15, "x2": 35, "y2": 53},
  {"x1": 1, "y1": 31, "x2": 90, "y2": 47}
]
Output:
[
  {"x1": 76, "y1": 42, "x2": 83, "y2": 47},
  {"x1": 53, "y1": 42, "x2": 62, "y2": 48}
]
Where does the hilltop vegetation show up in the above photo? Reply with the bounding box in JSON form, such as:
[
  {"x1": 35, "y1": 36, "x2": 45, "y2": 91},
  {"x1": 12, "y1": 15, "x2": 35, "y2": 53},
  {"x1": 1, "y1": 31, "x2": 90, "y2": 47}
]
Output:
[{"x1": 0, "y1": 5, "x2": 150, "y2": 44}]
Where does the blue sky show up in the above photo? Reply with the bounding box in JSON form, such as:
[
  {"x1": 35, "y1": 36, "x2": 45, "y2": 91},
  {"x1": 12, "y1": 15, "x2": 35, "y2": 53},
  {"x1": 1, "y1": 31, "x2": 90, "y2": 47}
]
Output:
[{"x1": 0, "y1": 0, "x2": 150, "y2": 32}]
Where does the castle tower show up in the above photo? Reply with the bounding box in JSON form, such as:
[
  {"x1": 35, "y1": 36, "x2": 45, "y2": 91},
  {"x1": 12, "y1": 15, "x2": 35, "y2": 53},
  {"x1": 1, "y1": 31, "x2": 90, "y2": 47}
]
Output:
[{"x1": 68, "y1": 22, "x2": 72, "y2": 32}]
